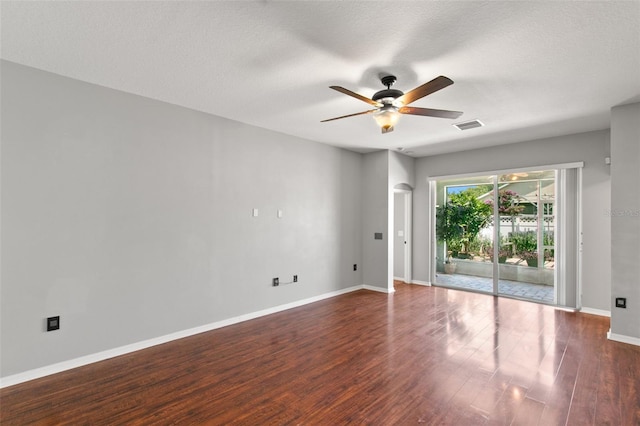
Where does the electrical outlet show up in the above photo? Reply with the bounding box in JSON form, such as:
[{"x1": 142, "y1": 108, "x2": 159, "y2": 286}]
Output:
[
  {"x1": 293, "y1": 275, "x2": 298, "y2": 282},
  {"x1": 47, "y1": 316, "x2": 60, "y2": 331},
  {"x1": 353, "y1": 264, "x2": 357, "y2": 271},
  {"x1": 273, "y1": 277, "x2": 279, "y2": 287},
  {"x1": 615, "y1": 297, "x2": 626, "y2": 308}
]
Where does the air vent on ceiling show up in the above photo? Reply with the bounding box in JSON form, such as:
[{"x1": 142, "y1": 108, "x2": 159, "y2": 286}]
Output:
[{"x1": 453, "y1": 119, "x2": 484, "y2": 131}]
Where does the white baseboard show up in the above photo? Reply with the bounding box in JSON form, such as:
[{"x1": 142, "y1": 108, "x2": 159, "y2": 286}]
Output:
[
  {"x1": 363, "y1": 284, "x2": 395, "y2": 294},
  {"x1": 607, "y1": 329, "x2": 640, "y2": 347},
  {"x1": 393, "y1": 276, "x2": 404, "y2": 281},
  {"x1": 411, "y1": 280, "x2": 432, "y2": 286},
  {"x1": 0, "y1": 285, "x2": 365, "y2": 389},
  {"x1": 580, "y1": 307, "x2": 611, "y2": 317}
]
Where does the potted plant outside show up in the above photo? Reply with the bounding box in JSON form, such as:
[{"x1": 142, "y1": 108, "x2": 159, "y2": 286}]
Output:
[
  {"x1": 488, "y1": 247, "x2": 511, "y2": 263},
  {"x1": 444, "y1": 255, "x2": 457, "y2": 274},
  {"x1": 520, "y1": 251, "x2": 539, "y2": 267},
  {"x1": 436, "y1": 203, "x2": 462, "y2": 271},
  {"x1": 444, "y1": 239, "x2": 462, "y2": 274}
]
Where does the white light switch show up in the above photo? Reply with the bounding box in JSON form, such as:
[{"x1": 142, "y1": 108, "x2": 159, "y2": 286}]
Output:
[
  {"x1": 277, "y1": 209, "x2": 283, "y2": 218},
  {"x1": 252, "y1": 208, "x2": 259, "y2": 217},
  {"x1": 398, "y1": 230, "x2": 404, "y2": 237}
]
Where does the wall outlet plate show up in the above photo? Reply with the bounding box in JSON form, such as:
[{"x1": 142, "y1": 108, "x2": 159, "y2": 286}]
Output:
[
  {"x1": 47, "y1": 316, "x2": 60, "y2": 331},
  {"x1": 273, "y1": 277, "x2": 279, "y2": 286},
  {"x1": 615, "y1": 297, "x2": 626, "y2": 308}
]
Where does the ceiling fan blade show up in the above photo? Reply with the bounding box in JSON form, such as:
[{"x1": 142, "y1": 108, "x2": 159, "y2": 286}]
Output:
[
  {"x1": 396, "y1": 76, "x2": 454, "y2": 106},
  {"x1": 329, "y1": 86, "x2": 382, "y2": 107},
  {"x1": 399, "y1": 106, "x2": 463, "y2": 119},
  {"x1": 321, "y1": 109, "x2": 377, "y2": 122}
]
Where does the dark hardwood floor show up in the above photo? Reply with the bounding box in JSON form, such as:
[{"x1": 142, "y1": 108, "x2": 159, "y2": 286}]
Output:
[{"x1": 1, "y1": 282, "x2": 639, "y2": 425}]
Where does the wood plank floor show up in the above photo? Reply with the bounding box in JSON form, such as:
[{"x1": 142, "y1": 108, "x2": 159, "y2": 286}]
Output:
[{"x1": 1, "y1": 282, "x2": 639, "y2": 425}]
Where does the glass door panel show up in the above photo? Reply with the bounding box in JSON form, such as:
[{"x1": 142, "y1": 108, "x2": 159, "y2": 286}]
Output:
[
  {"x1": 496, "y1": 171, "x2": 555, "y2": 303},
  {"x1": 435, "y1": 175, "x2": 494, "y2": 294}
]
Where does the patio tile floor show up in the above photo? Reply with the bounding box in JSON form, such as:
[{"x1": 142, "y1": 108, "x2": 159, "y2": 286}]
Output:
[{"x1": 435, "y1": 273, "x2": 554, "y2": 304}]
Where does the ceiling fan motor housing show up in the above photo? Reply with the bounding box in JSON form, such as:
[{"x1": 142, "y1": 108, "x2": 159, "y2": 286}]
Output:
[
  {"x1": 372, "y1": 88, "x2": 404, "y2": 103},
  {"x1": 373, "y1": 75, "x2": 403, "y2": 104}
]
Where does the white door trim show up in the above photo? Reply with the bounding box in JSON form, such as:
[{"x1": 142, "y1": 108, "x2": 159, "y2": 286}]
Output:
[
  {"x1": 393, "y1": 189, "x2": 413, "y2": 284},
  {"x1": 403, "y1": 191, "x2": 413, "y2": 284}
]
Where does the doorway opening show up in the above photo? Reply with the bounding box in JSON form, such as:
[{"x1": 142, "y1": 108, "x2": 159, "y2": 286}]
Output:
[{"x1": 393, "y1": 188, "x2": 412, "y2": 285}]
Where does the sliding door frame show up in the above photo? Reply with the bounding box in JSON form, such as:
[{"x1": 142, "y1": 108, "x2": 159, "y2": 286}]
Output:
[{"x1": 429, "y1": 162, "x2": 583, "y2": 307}]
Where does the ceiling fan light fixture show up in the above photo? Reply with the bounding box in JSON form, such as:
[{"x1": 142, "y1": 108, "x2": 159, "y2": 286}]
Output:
[
  {"x1": 373, "y1": 105, "x2": 400, "y2": 131},
  {"x1": 322, "y1": 75, "x2": 461, "y2": 134}
]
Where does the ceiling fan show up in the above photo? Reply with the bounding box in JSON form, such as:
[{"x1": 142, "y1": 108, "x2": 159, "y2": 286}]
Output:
[{"x1": 321, "y1": 75, "x2": 463, "y2": 134}]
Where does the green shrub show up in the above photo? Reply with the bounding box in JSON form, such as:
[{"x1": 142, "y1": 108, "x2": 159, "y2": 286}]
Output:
[
  {"x1": 467, "y1": 235, "x2": 492, "y2": 254},
  {"x1": 436, "y1": 189, "x2": 492, "y2": 255},
  {"x1": 509, "y1": 230, "x2": 537, "y2": 255}
]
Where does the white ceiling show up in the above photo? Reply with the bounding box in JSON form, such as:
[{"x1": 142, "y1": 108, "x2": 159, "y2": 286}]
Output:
[{"x1": 2, "y1": 1, "x2": 639, "y2": 156}]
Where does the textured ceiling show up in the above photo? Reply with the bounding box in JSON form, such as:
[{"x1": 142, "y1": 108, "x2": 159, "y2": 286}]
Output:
[{"x1": 1, "y1": 1, "x2": 639, "y2": 156}]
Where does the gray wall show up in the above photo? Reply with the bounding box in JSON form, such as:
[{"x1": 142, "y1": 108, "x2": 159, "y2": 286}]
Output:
[
  {"x1": 0, "y1": 61, "x2": 363, "y2": 377},
  {"x1": 361, "y1": 151, "x2": 389, "y2": 290},
  {"x1": 413, "y1": 130, "x2": 612, "y2": 312},
  {"x1": 360, "y1": 151, "x2": 415, "y2": 291},
  {"x1": 610, "y1": 102, "x2": 640, "y2": 339},
  {"x1": 389, "y1": 151, "x2": 415, "y2": 286},
  {"x1": 389, "y1": 151, "x2": 416, "y2": 188}
]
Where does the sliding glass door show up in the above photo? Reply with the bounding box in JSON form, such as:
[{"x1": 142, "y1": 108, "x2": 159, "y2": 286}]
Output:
[{"x1": 433, "y1": 167, "x2": 579, "y2": 307}]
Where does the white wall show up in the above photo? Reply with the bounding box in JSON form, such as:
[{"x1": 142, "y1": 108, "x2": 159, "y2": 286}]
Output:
[
  {"x1": 0, "y1": 61, "x2": 363, "y2": 378},
  {"x1": 414, "y1": 130, "x2": 612, "y2": 312},
  {"x1": 610, "y1": 102, "x2": 640, "y2": 341}
]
